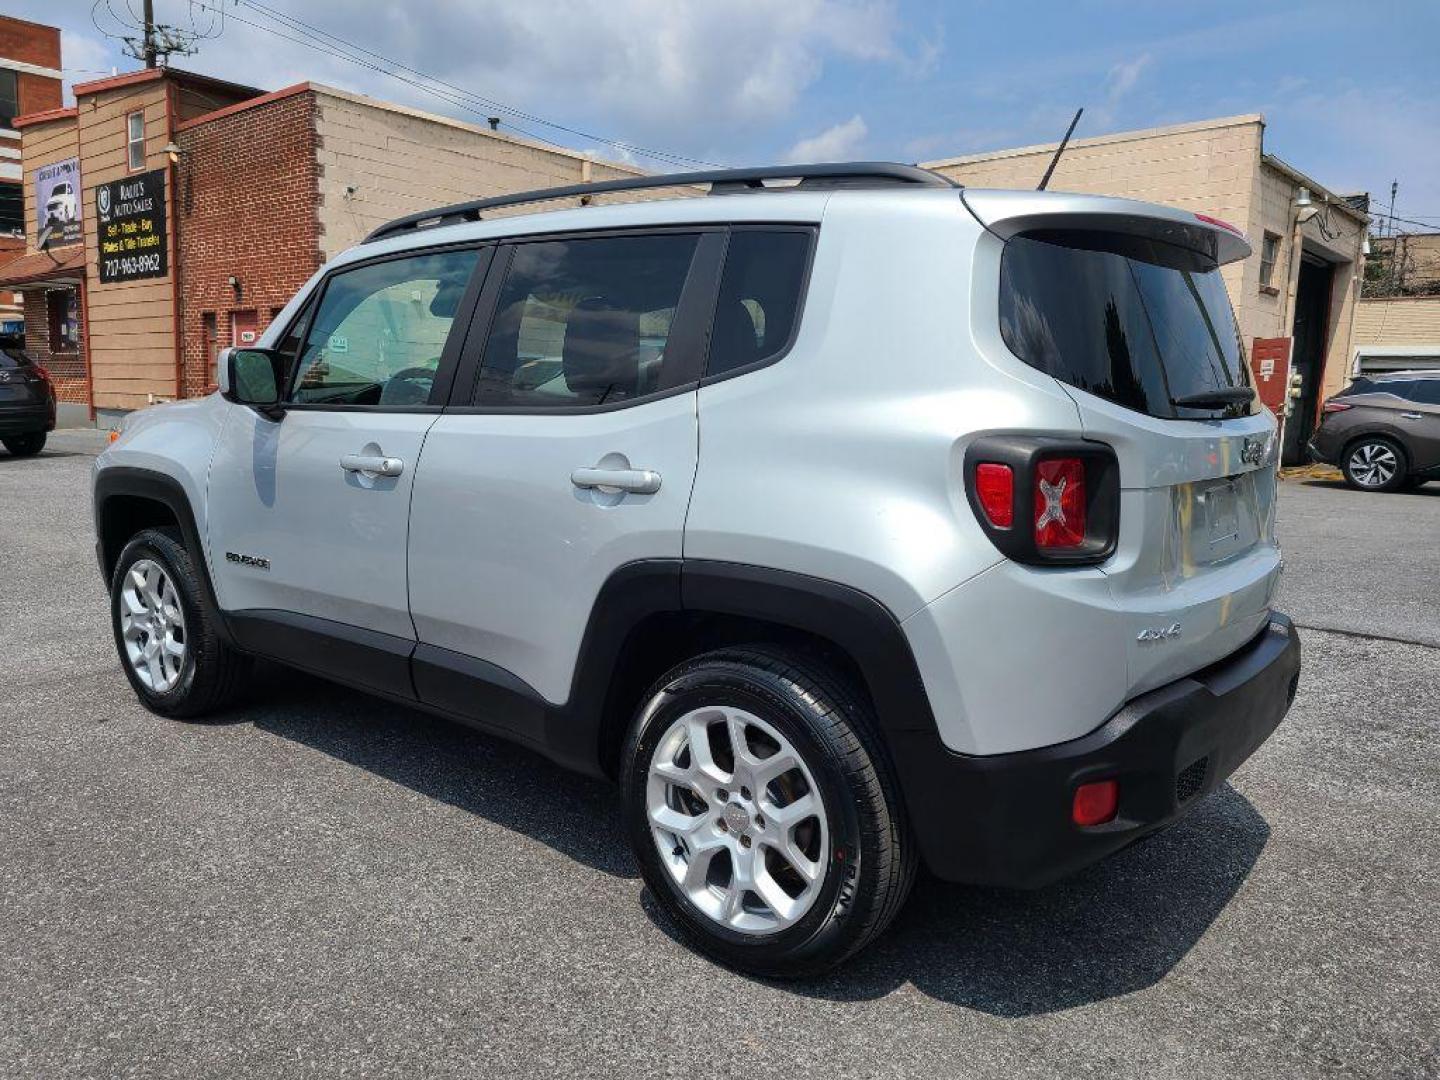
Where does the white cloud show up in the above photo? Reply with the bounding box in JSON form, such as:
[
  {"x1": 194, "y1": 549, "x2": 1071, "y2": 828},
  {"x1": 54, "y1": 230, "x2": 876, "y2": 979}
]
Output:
[
  {"x1": 1105, "y1": 53, "x2": 1151, "y2": 103},
  {"x1": 46, "y1": 0, "x2": 906, "y2": 169},
  {"x1": 785, "y1": 114, "x2": 868, "y2": 163}
]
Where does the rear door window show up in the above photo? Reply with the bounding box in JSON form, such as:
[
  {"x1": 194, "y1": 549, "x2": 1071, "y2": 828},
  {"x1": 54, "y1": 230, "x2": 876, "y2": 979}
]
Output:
[
  {"x1": 474, "y1": 233, "x2": 700, "y2": 408},
  {"x1": 999, "y1": 230, "x2": 1256, "y2": 419}
]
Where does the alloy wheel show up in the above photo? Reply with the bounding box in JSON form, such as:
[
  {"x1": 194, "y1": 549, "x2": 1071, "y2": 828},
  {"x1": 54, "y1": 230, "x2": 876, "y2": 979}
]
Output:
[
  {"x1": 1349, "y1": 442, "x2": 1398, "y2": 488},
  {"x1": 646, "y1": 705, "x2": 829, "y2": 935},
  {"x1": 119, "y1": 558, "x2": 188, "y2": 693}
]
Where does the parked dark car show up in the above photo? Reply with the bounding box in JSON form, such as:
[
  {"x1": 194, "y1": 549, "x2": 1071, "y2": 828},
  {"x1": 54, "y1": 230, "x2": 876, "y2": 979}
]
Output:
[
  {"x1": 0, "y1": 336, "x2": 56, "y2": 457},
  {"x1": 1308, "y1": 372, "x2": 1440, "y2": 491}
]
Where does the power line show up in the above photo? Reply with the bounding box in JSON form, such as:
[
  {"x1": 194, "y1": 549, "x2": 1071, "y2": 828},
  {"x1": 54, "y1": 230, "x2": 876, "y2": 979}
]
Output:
[{"x1": 198, "y1": 0, "x2": 716, "y2": 170}]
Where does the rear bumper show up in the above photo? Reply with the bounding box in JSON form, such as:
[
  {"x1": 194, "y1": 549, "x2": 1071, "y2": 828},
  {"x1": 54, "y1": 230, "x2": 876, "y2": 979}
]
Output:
[
  {"x1": 890, "y1": 613, "x2": 1300, "y2": 888},
  {"x1": 0, "y1": 400, "x2": 56, "y2": 435}
]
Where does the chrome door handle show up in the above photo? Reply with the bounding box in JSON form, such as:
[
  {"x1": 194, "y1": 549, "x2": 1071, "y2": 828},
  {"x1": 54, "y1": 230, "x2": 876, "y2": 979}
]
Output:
[
  {"x1": 1400, "y1": 412, "x2": 1423, "y2": 420},
  {"x1": 571, "y1": 467, "x2": 662, "y2": 494},
  {"x1": 340, "y1": 453, "x2": 405, "y2": 477}
]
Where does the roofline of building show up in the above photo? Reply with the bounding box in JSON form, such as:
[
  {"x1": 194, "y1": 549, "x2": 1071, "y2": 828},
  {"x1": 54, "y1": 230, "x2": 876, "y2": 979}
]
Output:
[
  {"x1": 0, "y1": 247, "x2": 86, "y2": 287},
  {"x1": 308, "y1": 83, "x2": 647, "y2": 177},
  {"x1": 920, "y1": 113, "x2": 1266, "y2": 170},
  {"x1": 1260, "y1": 153, "x2": 1369, "y2": 225},
  {"x1": 12, "y1": 105, "x2": 77, "y2": 129},
  {"x1": 173, "y1": 82, "x2": 314, "y2": 133},
  {"x1": 72, "y1": 66, "x2": 262, "y2": 102},
  {"x1": 0, "y1": 12, "x2": 62, "y2": 36}
]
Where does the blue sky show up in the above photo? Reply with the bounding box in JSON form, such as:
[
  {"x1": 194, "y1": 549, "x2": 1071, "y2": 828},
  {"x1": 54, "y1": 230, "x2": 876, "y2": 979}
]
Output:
[{"x1": 24, "y1": 0, "x2": 1440, "y2": 227}]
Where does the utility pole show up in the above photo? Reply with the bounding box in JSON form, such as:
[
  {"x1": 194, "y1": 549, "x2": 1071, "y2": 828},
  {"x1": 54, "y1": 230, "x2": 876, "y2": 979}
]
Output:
[
  {"x1": 1387, "y1": 180, "x2": 1400, "y2": 290},
  {"x1": 142, "y1": 0, "x2": 158, "y2": 68}
]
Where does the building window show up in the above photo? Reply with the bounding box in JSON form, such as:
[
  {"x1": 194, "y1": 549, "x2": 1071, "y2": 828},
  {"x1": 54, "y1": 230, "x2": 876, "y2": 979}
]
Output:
[
  {"x1": 127, "y1": 111, "x2": 146, "y2": 171},
  {"x1": 0, "y1": 182, "x2": 22, "y2": 238},
  {"x1": 47, "y1": 290, "x2": 79, "y2": 353},
  {"x1": 0, "y1": 70, "x2": 17, "y2": 129},
  {"x1": 1260, "y1": 232, "x2": 1281, "y2": 291}
]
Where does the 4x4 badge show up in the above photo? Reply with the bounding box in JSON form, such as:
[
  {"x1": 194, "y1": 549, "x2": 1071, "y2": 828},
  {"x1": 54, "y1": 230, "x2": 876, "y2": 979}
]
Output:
[
  {"x1": 1241, "y1": 435, "x2": 1267, "y2": 466},
  {"x1": 1137, "y1": 623, "x2": 1182, "y2": 643}
]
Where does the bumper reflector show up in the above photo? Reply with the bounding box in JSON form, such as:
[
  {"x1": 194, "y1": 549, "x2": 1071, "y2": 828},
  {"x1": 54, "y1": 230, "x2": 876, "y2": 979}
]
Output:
[{"x1": 1072, "y1": 779, "x2": 1119, "y2": 827}]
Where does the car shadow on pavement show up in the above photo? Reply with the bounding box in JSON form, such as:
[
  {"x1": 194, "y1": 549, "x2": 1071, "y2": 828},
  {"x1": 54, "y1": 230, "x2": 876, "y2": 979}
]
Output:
[
  {"x1": 242, "y1": 662, "x2": 639, "y2": 880},
  {"x1": 760, "y1": 783, "x2": 1270, "y2": 1014},
  {"x1": 240, "y1": 663, "x2": 1268, "y2": 1016}
]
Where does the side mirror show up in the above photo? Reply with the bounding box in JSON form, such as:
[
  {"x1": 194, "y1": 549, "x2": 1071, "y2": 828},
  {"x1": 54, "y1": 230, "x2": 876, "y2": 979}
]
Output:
[{"x1": 220, "y1": 347, "x2": 287, "y2": 416}]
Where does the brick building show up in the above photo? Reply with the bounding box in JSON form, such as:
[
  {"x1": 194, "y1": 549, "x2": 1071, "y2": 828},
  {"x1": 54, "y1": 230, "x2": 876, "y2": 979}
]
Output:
[
  {"x1": 924, "y1": 116, "x2": 1370, "y2": 464},
  {"x1": 0, "y1": 15, "x2": 63, "y2": 335},
  {"x1": 1, "y1": 68, "x2": 641, "y2": 424}
]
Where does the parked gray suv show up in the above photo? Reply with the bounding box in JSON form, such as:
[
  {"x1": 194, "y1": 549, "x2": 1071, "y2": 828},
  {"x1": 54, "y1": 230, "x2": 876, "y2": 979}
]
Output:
[{"x1": 1309, "y1": 372, "x2": 1440, "y2": 491}]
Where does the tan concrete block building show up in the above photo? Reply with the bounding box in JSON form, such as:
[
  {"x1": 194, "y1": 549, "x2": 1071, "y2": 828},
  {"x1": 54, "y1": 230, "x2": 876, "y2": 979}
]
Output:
[{"x1": 924, "y1": 116, "x2": 1369, "y2": 463}]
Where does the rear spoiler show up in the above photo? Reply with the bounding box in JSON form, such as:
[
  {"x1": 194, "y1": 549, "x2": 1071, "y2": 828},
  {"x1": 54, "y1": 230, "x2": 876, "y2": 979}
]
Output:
[{"x1": 961, "y1": 189, "x2": 1252, "y2": 266}]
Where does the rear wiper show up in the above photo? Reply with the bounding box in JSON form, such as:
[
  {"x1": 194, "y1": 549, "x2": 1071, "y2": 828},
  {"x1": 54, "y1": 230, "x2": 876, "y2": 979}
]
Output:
[{"x1": 1172, "y1": 388, "x2": 1255, "y2": 409}]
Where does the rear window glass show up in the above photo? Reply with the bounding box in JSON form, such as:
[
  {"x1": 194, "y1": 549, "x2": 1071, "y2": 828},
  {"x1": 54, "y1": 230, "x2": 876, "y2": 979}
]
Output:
[
  {"x1": 0, "y1": 344, "x2": 30, "y2": 368},
  {"x1": 999, "y1": 230, "x2": 1256, "y2": 419}
]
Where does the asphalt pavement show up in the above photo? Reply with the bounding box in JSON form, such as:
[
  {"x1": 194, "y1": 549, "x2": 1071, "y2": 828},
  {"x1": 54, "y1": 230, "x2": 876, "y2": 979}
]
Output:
[{"x1": 1, "y1": 435, "x2": 1436, "y2": 1079}]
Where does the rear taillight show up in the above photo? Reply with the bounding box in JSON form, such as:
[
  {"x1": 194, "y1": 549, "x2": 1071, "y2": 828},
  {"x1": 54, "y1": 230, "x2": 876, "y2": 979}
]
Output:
[
  {"x1": 964, "y1": 437, "x2": 1119, "y2": 567},
  {"x1": 1322, "y1": 399, "x2": 1351, "y2": 413},
  {"x1": 1033, "y1": 457, "x2": 1085, "y2": 549},
  {"x1": 974, "y1": 463, "x2": 1014, "y2": 528}
]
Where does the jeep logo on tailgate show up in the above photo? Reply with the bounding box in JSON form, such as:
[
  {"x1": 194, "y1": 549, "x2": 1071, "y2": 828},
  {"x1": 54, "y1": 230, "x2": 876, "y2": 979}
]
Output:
[{"x1": 1241, "y1": 435, "x2": 1267, "y2": 466}]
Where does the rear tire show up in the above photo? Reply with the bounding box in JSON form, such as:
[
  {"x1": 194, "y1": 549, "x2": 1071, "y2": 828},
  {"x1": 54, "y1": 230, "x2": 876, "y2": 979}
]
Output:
[
  {"x1": 110, "y1": 528, "x2": 250, "y2": 718},
  {"x1": 622, "y1": 647, "x2": 916, "y2": 977},
  {"x1": 1, "y1": 432, "x2": 45, "y2": 456},
  {"x1": 1342, "y1": 436, "x2": 1407, "y2": 492}
]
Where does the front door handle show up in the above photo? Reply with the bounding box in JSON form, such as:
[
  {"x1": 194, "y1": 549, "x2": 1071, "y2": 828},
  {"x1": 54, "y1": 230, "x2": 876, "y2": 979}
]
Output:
[
  {"x1": 340, "y1": 453, "x2": 405, "y2": 477},
  {"x1": 571, "y1": 467, "x2": 662, "y2": 494},
  {"x1": 1400, "y1": 412, "x2": 1424, "y2": 421}
]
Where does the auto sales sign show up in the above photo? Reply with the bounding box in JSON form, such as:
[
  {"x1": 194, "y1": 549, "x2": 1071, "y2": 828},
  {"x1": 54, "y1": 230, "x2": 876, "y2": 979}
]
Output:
[{"x1": 96, "y1": 169, "x2": 167, "y2": 283}]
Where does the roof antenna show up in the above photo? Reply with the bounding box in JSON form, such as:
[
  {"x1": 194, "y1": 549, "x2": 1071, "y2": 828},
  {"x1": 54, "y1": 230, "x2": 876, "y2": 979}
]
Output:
[{"x1": 1037, "y1": 107, "x2": 1083, "y2": 191}]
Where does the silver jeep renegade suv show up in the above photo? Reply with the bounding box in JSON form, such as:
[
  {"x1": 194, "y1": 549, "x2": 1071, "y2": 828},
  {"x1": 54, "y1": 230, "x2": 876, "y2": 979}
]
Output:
[{"x1": 93, "y1": 163, "x2": 1300, "y2": 976}]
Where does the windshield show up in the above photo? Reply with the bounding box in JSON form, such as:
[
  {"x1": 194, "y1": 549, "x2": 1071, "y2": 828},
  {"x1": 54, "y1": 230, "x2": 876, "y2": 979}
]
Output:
[{"x1": 999, "y1": 229, "x2": 1256, "y2": 420}]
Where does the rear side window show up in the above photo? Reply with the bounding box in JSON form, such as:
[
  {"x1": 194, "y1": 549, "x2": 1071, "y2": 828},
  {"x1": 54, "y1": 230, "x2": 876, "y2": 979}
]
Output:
[
  {"x1": 1400, "y1": 380, "x2": 1440, "y2": 405},
  {"x1": 999, "y1": 230, "x2": 1256, "y2": 420},
  {"x1": 707, "y1": 229, "x2": 811, "y2": 377},
  {"x1": 475, "y1": 233, "x2": 699, "y2": 408}
]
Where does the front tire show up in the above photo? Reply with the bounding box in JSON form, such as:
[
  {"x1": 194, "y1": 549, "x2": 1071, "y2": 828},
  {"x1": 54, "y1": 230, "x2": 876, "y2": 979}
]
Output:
[
  {"x1": 622, "y1": 647, "x2": 916, "y2": 977},
  {"x1": 110, "y1": 528, "x2": 250, "y2": 718},
  {"x1": 1342, "y1": 436, "x2": 1407, "y2": 492},
  {"x1": 1, "y1": 432, "x2": 45, "y2": 456}
]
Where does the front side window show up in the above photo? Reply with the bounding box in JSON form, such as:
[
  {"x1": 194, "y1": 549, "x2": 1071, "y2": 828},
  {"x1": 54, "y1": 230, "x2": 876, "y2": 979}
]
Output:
[
  {"x1": 707, "y1": 229, "x2": 811, "y2": 378},
  {"x1": 1000, "y1": 230, "x2": 1256, "y2": 420},
  {"x1": 475, "y1": 233, "x2": 699, "y2": 408},
  {"x1": 126, "y1": 111, "x2": 145, "y2": 170},
  {"x1": 289, "y1": 248, "x2": 479, "y2": 407}
]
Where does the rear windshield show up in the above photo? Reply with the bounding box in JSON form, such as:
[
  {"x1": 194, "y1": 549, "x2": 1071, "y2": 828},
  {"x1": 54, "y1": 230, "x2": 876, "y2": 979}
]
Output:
[{"x1": 999, "y1": 230, "x2": 1257, "y2": 420}]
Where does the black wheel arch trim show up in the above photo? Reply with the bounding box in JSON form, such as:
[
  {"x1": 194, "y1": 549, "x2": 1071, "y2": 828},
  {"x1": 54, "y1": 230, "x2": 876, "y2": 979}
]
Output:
[{"x1": 93, "y1": 466, "x2": 231, "y2": 642}]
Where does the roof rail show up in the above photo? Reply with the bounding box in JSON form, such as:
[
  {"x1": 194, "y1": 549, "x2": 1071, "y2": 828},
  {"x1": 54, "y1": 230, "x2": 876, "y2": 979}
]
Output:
[{"x1": 363, "y1": 161, "x2": 957, "y2": 243}]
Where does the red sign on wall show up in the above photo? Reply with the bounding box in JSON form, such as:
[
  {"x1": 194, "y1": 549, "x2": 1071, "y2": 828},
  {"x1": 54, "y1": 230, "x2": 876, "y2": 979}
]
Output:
[{"x1": 1250, "y1": 337, "x2": 1293, "y2": 415}]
